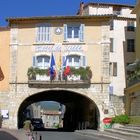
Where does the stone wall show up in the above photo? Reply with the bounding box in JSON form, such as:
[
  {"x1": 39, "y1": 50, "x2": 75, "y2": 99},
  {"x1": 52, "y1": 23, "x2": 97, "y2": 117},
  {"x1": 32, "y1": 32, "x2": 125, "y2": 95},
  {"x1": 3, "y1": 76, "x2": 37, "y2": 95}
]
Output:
[
  {"x1": 109, "y1": 95, "x2": 125, "y2": 116},
  {"x1": 0, "y1": 83, "x2": 111, "y2": 130}
]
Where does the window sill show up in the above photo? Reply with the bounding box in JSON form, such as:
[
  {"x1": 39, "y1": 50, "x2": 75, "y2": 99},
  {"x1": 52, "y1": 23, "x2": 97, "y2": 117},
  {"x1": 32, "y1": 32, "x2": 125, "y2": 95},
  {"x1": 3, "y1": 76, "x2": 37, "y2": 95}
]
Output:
[
  {"x1": 63, "y1": 41, "x2": 85, "y2": 45},
  {"x1": 33, "y1": 42, "x2": 55, "y2": 45}
]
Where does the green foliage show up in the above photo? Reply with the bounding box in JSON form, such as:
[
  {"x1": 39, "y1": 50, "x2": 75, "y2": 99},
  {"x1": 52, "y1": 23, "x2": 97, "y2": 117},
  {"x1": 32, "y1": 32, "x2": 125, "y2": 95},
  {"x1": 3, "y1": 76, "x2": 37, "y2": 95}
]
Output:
[
  {"x1": 112, "y1": 115, "x2": 129, "y2": 124},
  {"x1": 129, "y1": 116, "x2": 140, "y2": 125},
  {"x1": 27, "y1": 67, "x2": 50, "y2": 80},
  {"x1": 127, "y1": 59, "x2": 140, "y2": 82},
  {"x1": 67, "y1": 66, "x2": 92, "y2": 80}
]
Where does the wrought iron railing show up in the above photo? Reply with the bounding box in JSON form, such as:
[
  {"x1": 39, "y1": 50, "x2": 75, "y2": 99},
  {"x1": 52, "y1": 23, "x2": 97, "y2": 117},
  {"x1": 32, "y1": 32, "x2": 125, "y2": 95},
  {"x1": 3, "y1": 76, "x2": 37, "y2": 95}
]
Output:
[{"x1": 27, "y1": 67, "x2": 92, "y2": 88}]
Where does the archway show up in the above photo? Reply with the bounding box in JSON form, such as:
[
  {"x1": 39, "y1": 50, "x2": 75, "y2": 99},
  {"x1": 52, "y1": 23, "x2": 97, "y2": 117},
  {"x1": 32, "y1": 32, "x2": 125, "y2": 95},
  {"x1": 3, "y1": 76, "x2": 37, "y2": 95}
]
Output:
[{"x1": 18, "y1": 90, "x2": 100, "y2": 131}]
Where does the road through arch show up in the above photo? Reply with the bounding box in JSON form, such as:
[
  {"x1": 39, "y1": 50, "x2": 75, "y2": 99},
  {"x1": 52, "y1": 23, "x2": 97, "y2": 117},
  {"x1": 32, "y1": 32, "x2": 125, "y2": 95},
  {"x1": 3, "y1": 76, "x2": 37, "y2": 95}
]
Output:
[{"x1": 18, "y1": 90, "x2": 100, "y2": 131}]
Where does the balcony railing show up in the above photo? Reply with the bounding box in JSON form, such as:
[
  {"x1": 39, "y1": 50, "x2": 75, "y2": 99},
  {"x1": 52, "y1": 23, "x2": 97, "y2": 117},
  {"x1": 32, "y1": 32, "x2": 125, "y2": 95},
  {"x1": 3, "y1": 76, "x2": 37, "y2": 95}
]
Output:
[
  {"x1": 27, "y1": 67, "x2": 92, "y2": 88},
  {"x1": 127, "y1": 78, "x2": 140, "y2": 87}
]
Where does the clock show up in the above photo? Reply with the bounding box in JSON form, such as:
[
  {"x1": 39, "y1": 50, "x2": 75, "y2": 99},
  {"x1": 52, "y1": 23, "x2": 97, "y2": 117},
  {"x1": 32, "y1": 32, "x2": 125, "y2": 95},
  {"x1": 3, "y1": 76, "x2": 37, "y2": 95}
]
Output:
[{"x1": 55, "y1": 27, "x2": 63, "y2": 35}]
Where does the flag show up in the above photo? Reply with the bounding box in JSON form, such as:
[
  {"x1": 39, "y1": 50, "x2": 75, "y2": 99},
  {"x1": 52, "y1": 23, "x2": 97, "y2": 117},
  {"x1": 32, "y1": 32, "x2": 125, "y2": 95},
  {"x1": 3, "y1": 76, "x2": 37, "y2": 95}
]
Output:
[
  {"x1": 0, "y1": 66, "x2": 4, "y2": 81},
  {"x1": 63, "y1": 56, "x2": 71, "y2": 77},
  {"x1": 50, "y1": 53, "x2": 56, "y2": 78}
]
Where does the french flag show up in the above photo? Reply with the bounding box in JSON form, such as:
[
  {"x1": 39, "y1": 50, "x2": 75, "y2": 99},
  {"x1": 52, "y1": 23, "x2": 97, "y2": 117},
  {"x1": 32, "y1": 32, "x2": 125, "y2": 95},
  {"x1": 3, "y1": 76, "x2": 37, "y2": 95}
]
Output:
[
  {"x1": 50, "y1": 53, "x2": 56, "y2": 79},
  {"x1": 63, "y1": 56, "x2": 71, "y2": 77}
]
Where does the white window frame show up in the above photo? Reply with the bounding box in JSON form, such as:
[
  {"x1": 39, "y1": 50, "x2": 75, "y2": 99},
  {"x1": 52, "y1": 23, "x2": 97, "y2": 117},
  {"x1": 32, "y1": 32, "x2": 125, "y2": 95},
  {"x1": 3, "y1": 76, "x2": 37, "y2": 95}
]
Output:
[
  {"x1": 64, "y1": 24, "x2": 84, "y2": 42},
  {"x1": 36, "y1": 23, "x2": 51, "y2": 43},
  {"x1": 36, "y1": 55, "x2": 50, "y2": 69}
]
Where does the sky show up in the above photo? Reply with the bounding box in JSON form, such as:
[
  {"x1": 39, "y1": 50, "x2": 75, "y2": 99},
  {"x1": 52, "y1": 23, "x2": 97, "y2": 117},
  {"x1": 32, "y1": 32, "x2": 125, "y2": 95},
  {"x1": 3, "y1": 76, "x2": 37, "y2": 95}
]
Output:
[{"x1": 0, "y1": 0, "x2": 136, "y2": 26}]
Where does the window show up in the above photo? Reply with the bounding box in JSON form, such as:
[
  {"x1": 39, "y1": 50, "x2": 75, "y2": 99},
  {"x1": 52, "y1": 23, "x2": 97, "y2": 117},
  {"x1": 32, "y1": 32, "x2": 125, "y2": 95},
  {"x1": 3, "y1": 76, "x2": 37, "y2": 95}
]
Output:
[
  {"x1": 127, "y1": 21, "x2": 135, "y2": 31},
  {"x1": 63, "y1": 55, "x2": 86, "y2": 68},
  {"x1": 33, "y1": 55, "x2": 50, "y2": 69},
  {"x1": 127, "y1": 39, "x2": 135, "y2": 52},
  {"x1": 67, "y1": 55, "x2": 81, "y2": 67},
  {"x1": 109, "y1": 62, "x2": 117, "y2": 76},
  {"x1": 110, "y1": 38, "x2": 114, "y2": 52},
  {"x1": 36, "y1": 24, "x2": 51, "y2": 43},
  {"x1": 110, "y1": 20, "x2": 114, "y2": 30},
  {"x1": 113, "y1": 7, "x2": 121, "y2": 15},
  {"x1": 67, "y1": 26, "x2": 80, "y2": 38},
  {"x1": 64, "y1": 24, "x2": 84, "y2": 42}
]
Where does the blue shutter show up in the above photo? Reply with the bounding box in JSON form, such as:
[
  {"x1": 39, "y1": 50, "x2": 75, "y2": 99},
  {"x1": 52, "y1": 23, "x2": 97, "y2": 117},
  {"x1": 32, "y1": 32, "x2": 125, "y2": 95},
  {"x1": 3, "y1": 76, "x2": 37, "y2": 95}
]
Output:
[
  {"x1": 81, "y1": 55, "x2": 86, "y2": 67},
  {"x1": 48, "y1": 25, "x2": 51, "y2": 42},
  {"x1": 80, "y1": 24, "x2": 84, "y2": 42},
  {"x1": 32, "y1": 56, "x2": 36, "y2": 67},
  {"x1": 83, "y1": 56, "x2": 86, "y2": 66},
  {"x1": 36, "y1": 26, "x2": 39, "y2": 42},
  {"x1": 64, "y1": 24, "x2": 67, "y2": 41},
  {"x1": 62, "y1": 56, "x2": 66, "y2": 67}
]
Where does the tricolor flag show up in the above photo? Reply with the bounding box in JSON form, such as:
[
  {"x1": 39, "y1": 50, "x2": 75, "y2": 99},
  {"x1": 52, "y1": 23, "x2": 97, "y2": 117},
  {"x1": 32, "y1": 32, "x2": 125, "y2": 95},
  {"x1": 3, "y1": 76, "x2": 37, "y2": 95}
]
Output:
[
  {"x1": 50, "y1": 53, "x2": 56, "y2": 79},
  {"x1": 0, "y1": 66, "x2": 4, "y2": 81},
  {"x1": 63, "y1": 56, "x2": 71, "y2": 77}
]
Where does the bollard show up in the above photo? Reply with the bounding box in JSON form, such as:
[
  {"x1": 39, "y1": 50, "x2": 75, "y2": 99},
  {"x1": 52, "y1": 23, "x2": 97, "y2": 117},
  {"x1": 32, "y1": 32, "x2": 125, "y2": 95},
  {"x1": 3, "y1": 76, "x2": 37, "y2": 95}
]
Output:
[
  {"x1": 35, "y1": 132, "x2": 37, "y2": 140},
  {"x1": 39, "y1": 135, "x2": 42, "y2": 140}
]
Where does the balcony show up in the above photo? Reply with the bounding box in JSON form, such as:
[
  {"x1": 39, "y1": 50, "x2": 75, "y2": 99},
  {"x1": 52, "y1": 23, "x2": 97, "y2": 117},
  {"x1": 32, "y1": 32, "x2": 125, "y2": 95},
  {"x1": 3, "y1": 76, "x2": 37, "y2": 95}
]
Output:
[
  {"x1": 27, "y1": 67, "x2": 92, "y2": 88},
  {"x1": 127, "y1": 59, "x2": 140, "y2": 87},
  {"x1": 127, "y1": 78, "x2": 140, "y2": 87}
]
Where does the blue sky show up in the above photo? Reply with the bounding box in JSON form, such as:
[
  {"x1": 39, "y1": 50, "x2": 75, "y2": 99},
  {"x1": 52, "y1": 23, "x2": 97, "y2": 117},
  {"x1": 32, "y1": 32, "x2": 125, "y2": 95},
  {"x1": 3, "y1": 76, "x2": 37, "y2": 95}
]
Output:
[{"x1": 0, "y1": 0, "x2": 136, "y2": 26}]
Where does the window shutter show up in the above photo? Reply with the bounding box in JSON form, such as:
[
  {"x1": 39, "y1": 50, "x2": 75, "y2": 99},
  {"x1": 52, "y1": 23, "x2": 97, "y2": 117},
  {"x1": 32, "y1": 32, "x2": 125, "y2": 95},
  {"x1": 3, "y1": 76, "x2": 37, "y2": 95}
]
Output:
[
  {"x1": 32, "y1": 56, "x2": 36, "y2": 67},
  {"x1": 36, "y1": 26, "x2": 39, "y2": 42},
  {"x1": 64, "y1": 24, "x2": 67, "y2": 41},
  {"x1": 110, "y1": 38, "x2": 114, "y2": 52},
  {"x1": 48, "y1": 25, "x2": 51, "y2": 42},
  {"x1": 83, "y1": 56, "x2": 86, "y2": 67},
  {"x1": 79, "y1": 24, "x2": 84, "y2": 42},
  {"x1": 113, "y1": 62, "x2": 117, "y2": 76},
  {"x1": 81, "y1": 55, "x2": 86, "y2": 67},
  {"x1": 62, "y1": 56, "x2": 66, "y2": 67}
]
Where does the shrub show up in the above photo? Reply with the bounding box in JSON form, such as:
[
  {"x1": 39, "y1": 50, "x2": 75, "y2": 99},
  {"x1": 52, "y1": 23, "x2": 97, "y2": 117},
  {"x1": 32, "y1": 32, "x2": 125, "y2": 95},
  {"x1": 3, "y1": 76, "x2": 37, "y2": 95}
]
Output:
[{"x1": 112, "y1": 114, "x2": 129, "y2": 124}]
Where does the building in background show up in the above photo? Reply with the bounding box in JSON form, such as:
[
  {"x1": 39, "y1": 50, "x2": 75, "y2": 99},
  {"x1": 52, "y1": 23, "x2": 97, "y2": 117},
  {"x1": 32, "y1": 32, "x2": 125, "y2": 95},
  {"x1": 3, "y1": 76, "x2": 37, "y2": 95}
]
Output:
[
  {"x1": 77, "y1": 2, "x2": 136, "y2": 113},
  {"x1": 41, "y1": 110, "x2": 62, "y2": 128},
  {"x1": 125, "y1": 0, "x2": 140, "y2": 116}
]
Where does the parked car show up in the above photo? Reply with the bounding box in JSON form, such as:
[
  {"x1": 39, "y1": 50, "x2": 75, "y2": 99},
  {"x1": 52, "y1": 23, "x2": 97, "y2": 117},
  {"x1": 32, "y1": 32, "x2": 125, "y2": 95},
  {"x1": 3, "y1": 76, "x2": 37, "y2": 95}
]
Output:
[{"x1": 31, "y1": 118, "x2": 44, "y2": 130}]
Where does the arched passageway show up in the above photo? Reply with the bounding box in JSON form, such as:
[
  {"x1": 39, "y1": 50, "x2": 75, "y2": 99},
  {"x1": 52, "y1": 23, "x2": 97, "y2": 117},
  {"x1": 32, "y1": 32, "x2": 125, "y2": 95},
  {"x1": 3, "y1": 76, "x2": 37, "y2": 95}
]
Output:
[{"x1": 18, "y1": 90, "x2": 100, "y2": 131}]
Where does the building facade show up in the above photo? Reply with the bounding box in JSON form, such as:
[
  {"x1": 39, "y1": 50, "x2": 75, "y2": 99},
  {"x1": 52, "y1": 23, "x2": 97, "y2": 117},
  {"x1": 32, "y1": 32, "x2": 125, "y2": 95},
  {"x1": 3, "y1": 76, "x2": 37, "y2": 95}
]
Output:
[
  {"x1": 78, "y1": 2, "x2": 136, "y2": 97},
  {"x1": 125, "y1": 0, "x2": 140, "y2": 116},
  {"x1": 0, "y1": 27, "x2": 10, "y2": 120},
  {"x1": 0, "y1": 2, "x2": 137, "y2": 130},
  {"x1": 0, "y1": 15, "x2": 113, "y2": 130}
]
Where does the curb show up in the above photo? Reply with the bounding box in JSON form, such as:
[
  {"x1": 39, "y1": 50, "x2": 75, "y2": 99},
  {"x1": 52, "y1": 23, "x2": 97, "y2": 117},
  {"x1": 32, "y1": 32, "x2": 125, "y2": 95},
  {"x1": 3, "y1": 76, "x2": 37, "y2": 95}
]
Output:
[{"x1": 75, "y1": 131, "x2": 126, "y2": 140}]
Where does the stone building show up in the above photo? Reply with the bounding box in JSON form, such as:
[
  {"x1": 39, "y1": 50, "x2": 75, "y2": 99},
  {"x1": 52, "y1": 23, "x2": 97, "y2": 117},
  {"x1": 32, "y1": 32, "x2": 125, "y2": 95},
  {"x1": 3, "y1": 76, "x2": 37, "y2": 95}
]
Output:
[
  {"x1": 77, "y1": 2, "x2": 136, "y2": 114},
  {"x1": 125, "y1": 0, "x2": 140, "y2": 116},
  {"x1": 0, "y1": 2, "x2": 137, "y2": 130}
]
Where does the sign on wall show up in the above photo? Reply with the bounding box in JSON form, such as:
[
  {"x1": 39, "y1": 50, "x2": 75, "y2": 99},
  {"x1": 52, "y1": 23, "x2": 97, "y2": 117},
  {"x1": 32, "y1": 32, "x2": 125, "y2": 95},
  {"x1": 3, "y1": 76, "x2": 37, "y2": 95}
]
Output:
[
  {"x1": 35, "y1": 44, "x2": 86, "y2": 53},
  {"x1": 1, "y1": 110, "x2": 9, "y2": 119}
]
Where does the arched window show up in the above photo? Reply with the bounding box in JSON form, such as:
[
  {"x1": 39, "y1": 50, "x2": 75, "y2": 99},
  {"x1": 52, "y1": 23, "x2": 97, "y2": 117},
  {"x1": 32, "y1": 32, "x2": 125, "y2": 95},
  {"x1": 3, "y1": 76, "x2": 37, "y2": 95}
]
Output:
[
  {"x1": 67, "y1": 55, "x2": 80, "y2": 67},
  {"x1": 36, "y1": 55, "x2": 50, "y2": 69},
  {"x1": 64, "y1": 54, "x2": 86, "y2": 68}
]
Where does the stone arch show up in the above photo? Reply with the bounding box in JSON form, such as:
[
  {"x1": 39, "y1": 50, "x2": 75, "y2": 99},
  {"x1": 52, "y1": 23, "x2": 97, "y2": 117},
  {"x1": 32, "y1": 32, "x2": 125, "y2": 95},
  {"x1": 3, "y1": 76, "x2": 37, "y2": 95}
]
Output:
[{"x1": 17, "y1": 89, "x2": 101, "y2": 130}]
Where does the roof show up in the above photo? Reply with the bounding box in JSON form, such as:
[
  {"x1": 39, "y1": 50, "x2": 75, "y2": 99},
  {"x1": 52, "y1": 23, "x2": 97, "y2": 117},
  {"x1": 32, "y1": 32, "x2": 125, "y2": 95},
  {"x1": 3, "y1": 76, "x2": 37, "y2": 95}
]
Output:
[
  {"x1": 83, "y1": 2, "x2": 135, "y2": 9},
  {"x1": 6, "y1": 15, "x2": 115, "y2": 21},
  {"x1": 131, "y1": 1, "x2": 140, "y2": 13},
  {"x1": 6, "y1": 15, "x2": 116, "y2": 25},
  {"x1": 42, "y1": 110, "x2": 61, "y2": 115},
  {"x1": 0, "y1": 27, "x2": 10, "y2": 31}
]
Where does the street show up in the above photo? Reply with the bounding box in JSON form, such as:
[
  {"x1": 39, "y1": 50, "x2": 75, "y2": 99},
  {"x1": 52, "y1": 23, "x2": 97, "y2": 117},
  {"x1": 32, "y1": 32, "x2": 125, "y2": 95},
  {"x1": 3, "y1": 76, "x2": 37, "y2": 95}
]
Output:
[
  {"x1": 0, "y1": 131, "x2": 18, "y2": 140},
  {"x1": 35, "y1": 131, "x2": 116, "y2": 140},
  {"x1": 0, "y1": 130, "x2": 118, "y2": 140}
]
